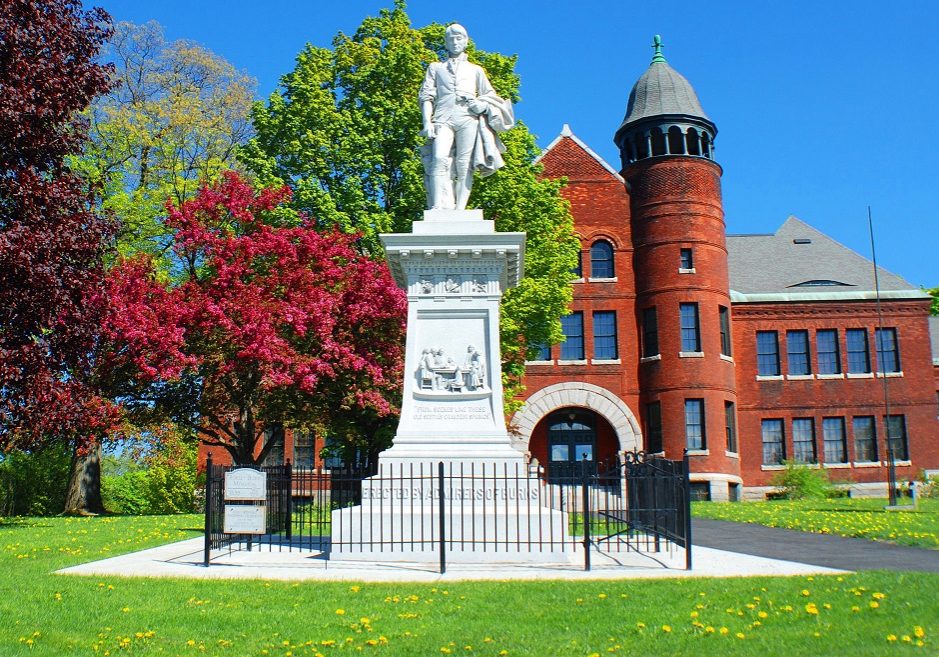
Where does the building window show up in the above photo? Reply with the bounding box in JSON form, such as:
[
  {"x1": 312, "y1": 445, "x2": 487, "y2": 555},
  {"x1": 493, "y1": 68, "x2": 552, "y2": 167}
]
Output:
[
  {"x1": 593, "y1": 311, "x2": 618, "y2": 359},
  {"x1": 875, "y1": 328, "x2": 901, "y2": 373},
  {"x1": 560, "y1": 312, "x2": 584, "y2": 360},
  {"x1": 261, "y1": 424, "x2": 285, "y2": 467},
  {"x1": 816, "y1": 329, "x2": 841, "y2": 374},
  {"x1": 762, "y1": 419, "x2": 785, "y2": 465},
  {"x1": 293, "y1": 430, "x2": 315, "y2": 469},
  {"x1": 572, "y1": 251, "x2": 583, "y2": 278},
  {"x1": 642, "y1": 307, "x2": 659, "y2": 357},
  {"x1": 756, "y1": 331, "x2": 780, "y2": 376},
  {"x1": 822, "y1": 417, "x2": 847, "y2": 464},
  {"x1": 679, "y1": 303, "x2": 701, "y2": 352},
  {"x1": 846, "y1": 328, "x2": 871, "y2": 373},
  {"x1": 590, "y1": 240, "x2": 614, "y2": 278},
  {"x1": 724, "y1": 401, "x2": 737, "y2": 453},
  {"x1": 719, "y1": 306, "x2": 732, "y2": 356},
  {"x1": 645, "y1": 402, "x2": 663, "y2": 453},
  {"x1": 680, "y1": 248, "x2": 694, "y2": 270},
  {"x1": 885, "y1": 415, "x2": 909, "y2": 461},
  {"x1": 685, "y1": 399, "x2": 705, "y2": 450},
  {"x1": 787, "y1": 330, "x2": 811, "y2": 375},
  {"x1": 852, "y1": 416, "x2": 878, "y2": 462},
  {"x1": 792, "y1": 418, "x2": 816, "y2": 464},
  {"x1": 532, "y1": 343, "x2": 551, "y2": 361},
  {"x1": 689, "y1": 482, "x2": 711, "y2": 501}
]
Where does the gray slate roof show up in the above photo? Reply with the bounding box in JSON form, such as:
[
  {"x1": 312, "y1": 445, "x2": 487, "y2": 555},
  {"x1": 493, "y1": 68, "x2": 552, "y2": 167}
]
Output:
[
  {"x1": 930, "y1": 316, "x2": 939, "y2": 363},
  {"x1": 620, "y1": 61, "x2": 709, "y2": 127},
  {"x1": 727, "y1": 216, "x2": 916, "y2": 294}
]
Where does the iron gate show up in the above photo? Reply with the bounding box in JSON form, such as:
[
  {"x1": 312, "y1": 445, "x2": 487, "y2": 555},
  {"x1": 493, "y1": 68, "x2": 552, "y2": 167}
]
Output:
[{"x1": 203, "y1": 451, "x2": 691, "y2": 572}]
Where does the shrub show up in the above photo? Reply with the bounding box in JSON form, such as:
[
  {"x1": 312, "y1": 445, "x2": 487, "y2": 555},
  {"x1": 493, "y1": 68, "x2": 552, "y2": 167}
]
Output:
[
  {"x1": 0, "y1": 444, "x2": 72, "y2": 516},
  {"x1": 101, "y1": 429, "x2": 199, "y2": 515},
  {"x1": 771, "y1": 460, "x2": 832, "y2": 500}
]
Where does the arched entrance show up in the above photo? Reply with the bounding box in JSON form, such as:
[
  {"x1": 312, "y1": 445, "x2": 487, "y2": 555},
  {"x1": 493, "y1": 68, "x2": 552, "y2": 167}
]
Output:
[
  {"x1": 510, "y1": 382, "x2": 643, "y2": 455},
  {"x1": 546, "y1": 409, "x2": 597, "y2": 483}
]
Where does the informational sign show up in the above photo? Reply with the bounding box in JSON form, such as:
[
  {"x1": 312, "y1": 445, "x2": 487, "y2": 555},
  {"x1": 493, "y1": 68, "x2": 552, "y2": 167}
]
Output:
[
  {"x1": 224, "y1": 468, "x2": 267, "y2": 501},
  {"x1": 223, "y1": 504, "x2": 266, "y2": 534}
]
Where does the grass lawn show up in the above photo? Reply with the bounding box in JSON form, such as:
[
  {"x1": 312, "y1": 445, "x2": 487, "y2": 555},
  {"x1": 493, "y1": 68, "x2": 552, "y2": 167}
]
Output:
[
  {"x1": 693, "y1": 498, "x2": 939, "y2": 549},
  {"x1": 1, "y1": 515, "x2": 937, "y2": 656}
]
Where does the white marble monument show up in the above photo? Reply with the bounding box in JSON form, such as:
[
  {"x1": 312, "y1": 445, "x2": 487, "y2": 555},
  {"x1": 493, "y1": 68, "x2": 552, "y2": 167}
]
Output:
[{"x1": 330, "y1": 25, "x2": 567, "y2": 563}]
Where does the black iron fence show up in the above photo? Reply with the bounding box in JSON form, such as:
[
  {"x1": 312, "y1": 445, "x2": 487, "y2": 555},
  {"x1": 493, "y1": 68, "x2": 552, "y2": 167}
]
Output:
[{"x1": 204, "y1": 451, "x2": 691, "y2": 572}]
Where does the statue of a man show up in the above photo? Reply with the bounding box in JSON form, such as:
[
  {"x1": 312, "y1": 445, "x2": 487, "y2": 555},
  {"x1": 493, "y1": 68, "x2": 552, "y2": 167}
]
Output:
[{"x1": 419, "y1": 23, "x2": 514, "y2": 211}]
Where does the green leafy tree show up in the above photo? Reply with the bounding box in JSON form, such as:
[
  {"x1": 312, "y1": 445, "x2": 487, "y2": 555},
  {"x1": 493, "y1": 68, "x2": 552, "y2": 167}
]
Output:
[
  {"x1": 928, "y1": 287, "x2": 938, "y2": 315},
  {"x1": 239, "y1": 3, "x2": 578, "y2": 407},
  {"x1": 79, "y1": 20, "x2": 256, "y2": 268}
]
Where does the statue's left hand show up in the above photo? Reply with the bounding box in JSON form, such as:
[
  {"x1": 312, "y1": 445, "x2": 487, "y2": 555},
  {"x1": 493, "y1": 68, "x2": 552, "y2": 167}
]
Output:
[{"x1": 468, "y1": 99, "x2": 487, "y2": 115}]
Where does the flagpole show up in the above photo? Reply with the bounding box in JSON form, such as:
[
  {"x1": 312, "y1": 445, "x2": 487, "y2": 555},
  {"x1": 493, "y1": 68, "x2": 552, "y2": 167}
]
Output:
[{"x1": 868, "y1": 206, "x2": 897, "y2": 507}]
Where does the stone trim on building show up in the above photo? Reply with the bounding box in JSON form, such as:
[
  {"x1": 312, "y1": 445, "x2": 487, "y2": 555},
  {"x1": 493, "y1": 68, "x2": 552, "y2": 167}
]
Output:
[{"x1": 510, "y1": 382, "x2": 642, "y2": 453}]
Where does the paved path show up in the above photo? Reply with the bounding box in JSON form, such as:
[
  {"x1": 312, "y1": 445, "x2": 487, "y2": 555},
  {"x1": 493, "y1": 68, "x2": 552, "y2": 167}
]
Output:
[
  {"x1": 56, "y1": 536, "x2": 845, "y2": 582},
  {"x1": 692, "y1": 518, "x2": 939, "y2": 573}
]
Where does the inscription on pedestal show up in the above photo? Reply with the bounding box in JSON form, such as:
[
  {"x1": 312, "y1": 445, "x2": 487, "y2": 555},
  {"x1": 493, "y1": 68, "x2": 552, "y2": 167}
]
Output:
[{"x1": 412, "y1": 403, "x2": 492, "y2": 422}]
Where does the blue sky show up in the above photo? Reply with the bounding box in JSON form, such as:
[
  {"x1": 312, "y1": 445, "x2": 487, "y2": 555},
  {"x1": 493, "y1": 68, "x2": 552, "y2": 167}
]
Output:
[{"x1": 99, "y1": 0, "x2": 937, "y2": 289}]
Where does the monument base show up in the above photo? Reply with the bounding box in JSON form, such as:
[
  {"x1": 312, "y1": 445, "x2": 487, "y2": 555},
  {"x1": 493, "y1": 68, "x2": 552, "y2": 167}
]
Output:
[{"x1": 329, "y1": 461, "x2": 572, "y2": 564}]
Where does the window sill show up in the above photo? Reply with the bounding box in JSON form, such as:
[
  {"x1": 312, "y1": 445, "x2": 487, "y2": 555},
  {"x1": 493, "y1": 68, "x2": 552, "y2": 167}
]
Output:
[
  {"x1": 853, "y1": 461, "x2": 882, "y2": 468},
  {"x1": 756, "y1": 375, "x2": 783, "y2": 381},
  {"x1": 556, "y1": 359, "x2": 587, "y2": 366},
  {"x1": 640, "y1": 354, "x2": 662, "y2": 363},
  {"x1": 687, "y1": 449, "x2": 709, "y2": 456},
  {"x1": 725, "y1": 450, "x2": 739, "y2": 459},
  {"x1": 587, "y1": 277, "x2": 618, "y2": 283},
  {"x1": 846, "y1": 372, "x2": 874, "y2": 379},
  {"x1": 823, "y1": 462, "x2": 851, "y2": 469},
  {"x1": 891, "y1": 460, "x2": 912, "y2": 467},
  {"x1": 571, "y1": 277, "x2": 585, "y2": 284},
  {"x1": 679, "y1": 351, "x2": 704, "y2": 358},
  {"x1": 786, "y1": 374, "x2": 814, "y2": 380},
  {"x1": 875, "y1": 371, "x2": 903, "y2": 378},
  {"x1": 525, "y1": 360, "x2": 554, "y2": 366},
  {"x1": 720, "y1": 354, "x2": 734, "y2": 363},
  {"x1": 678, "y1": 268, "x2": 696, "y2": 274},
  {"x1": 761, "y1": 464, "x2": 786, "y2": 471},
  {"x1": 817, "y1": 373, "x2": 845, "y2": 379},
  {"x1": 591, "y1": 358, "x2": 621, "y2": 365}
]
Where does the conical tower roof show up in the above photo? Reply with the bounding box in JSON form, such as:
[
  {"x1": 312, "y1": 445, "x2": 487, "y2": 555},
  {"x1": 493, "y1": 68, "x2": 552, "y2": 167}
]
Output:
[{"x1": 618, "y1": 35, "x2": 710, "y2": 131}]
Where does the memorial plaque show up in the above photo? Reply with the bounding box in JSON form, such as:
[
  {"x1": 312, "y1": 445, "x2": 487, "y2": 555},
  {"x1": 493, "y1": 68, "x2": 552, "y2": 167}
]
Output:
[
  {"x1": 223, "y1": 504, "x2": 266, "y2": 534},
  {"x1": 224, "y1": 468, "x2": 267, "y2": 501}
]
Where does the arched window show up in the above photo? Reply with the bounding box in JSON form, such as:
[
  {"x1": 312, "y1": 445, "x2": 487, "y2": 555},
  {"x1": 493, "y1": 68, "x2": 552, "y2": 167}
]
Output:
[
  {"x1": 701, "y1": 133, "x2": 712, "y2": 158},
  {"x1": 668, "y1": 126, "x2": 685, "y2": 155},
  {"x1": 590, "y1": 240, "x2": 614, "y2": 278},
  {"x1": 685, "y1": 128, "x2": 700, "y2": 155},
  {"x1": 651, "y1": 128, "x2": 666, "y2": 156},
  {"x1": 635, "y1": 133, "x2": 649, "y2": 160}
]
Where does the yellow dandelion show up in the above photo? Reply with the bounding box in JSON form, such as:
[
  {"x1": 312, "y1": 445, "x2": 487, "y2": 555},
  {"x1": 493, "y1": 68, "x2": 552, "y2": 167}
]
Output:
[
  {"x1": 914, "y1": 626, "x2": 925, "y2": 639},
  {"x1": 336, "y1": 609, "x2": 346, "y2": 615},
  {"x1": 757, "y1": 611, "x2": 768, "y2": 619},
  {"x1": 801, "y1": 590, "x2": 810, "y2": 597},
  {"x1": 869, "y1": 601, "x2": 879, "y2": 609},
  {"x1": 736, "y1": 633, "x2": 745, "y2": 639},
  {"x1": 719, "y1": 627, "x2": 729, "y2": 635},
  {"x1": 661, "y1": 625, "x2": 671, "y2": 633}
]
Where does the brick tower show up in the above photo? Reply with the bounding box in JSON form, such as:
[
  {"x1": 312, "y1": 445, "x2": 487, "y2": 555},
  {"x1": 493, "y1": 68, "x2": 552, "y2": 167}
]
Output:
[{"x1": 614, "y1": 36, "x2": 741, "y2": 500}]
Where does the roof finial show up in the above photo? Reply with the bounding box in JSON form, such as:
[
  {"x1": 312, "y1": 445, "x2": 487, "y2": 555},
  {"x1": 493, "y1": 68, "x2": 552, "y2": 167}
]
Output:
[{"x1": 651, "y1": 34, "x2": 666, "y2": 64}]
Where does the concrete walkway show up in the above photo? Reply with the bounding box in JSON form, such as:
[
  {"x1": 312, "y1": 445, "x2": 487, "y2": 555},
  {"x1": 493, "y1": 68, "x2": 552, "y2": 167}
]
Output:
[
  {"x1": 56, "y1": 536, "x2": 846, "y2": 582},
  {"x1": 693, "y1": 518, "x2": 939, "y2": 573}
]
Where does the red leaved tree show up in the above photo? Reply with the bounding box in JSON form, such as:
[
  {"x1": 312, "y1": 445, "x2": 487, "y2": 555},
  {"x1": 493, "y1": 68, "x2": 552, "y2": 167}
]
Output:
[
  {"x1": 0, "y1": 0, "x2": 118, "y2": 511},
  {"x1": 99, "y1": 172, "x2": 407, "y2": 465}
]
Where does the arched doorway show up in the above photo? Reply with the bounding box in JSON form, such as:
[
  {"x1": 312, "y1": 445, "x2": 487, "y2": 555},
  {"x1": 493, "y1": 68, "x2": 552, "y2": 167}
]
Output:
[{"x1": 545, "y1": 409, "x2": 598, "y2": 483}]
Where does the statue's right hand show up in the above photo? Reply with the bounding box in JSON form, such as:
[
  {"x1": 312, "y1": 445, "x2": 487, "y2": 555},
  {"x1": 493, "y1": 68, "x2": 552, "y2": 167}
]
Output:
[{"x1": 420, "y1": 123, "x2": 436, "y2": 139}]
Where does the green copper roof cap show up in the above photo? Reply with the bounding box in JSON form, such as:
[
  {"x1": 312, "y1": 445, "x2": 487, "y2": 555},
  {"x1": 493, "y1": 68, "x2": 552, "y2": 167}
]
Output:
[{"x1": 651, "y1": 35, "x2": 666, "y2": 64}]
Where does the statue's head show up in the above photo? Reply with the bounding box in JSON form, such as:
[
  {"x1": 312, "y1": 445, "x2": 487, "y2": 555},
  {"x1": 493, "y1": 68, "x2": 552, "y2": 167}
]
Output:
[{"x1": 445, "y1": 23, "x2": 468, "y2": 56}]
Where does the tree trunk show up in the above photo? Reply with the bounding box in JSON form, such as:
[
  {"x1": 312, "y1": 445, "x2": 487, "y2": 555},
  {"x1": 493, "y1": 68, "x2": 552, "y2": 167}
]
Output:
[{"x1": 63, "y1": 442, "x2": 105, "y2": 515}]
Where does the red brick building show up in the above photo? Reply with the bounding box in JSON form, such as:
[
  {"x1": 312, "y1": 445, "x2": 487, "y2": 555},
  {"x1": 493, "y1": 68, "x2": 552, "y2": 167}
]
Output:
[{"x1": 511, "y1": 40, "x2": 939, "y2": 500}]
